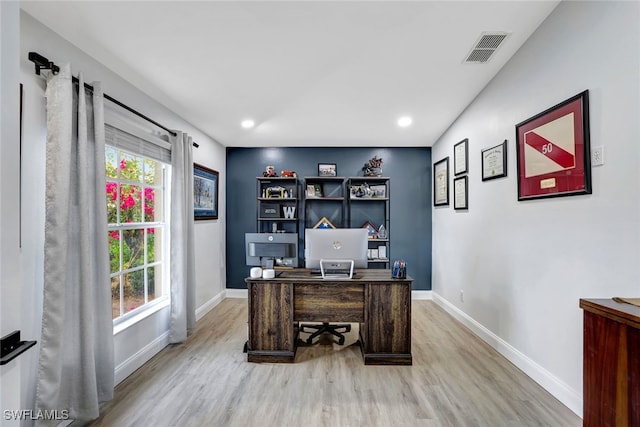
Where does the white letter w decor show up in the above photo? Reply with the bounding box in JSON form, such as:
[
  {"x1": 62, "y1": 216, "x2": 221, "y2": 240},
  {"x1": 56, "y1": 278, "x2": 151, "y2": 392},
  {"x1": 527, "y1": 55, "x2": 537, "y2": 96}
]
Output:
[{"x1": 282, "y1": 206, "x2": 296, "y2": 219}]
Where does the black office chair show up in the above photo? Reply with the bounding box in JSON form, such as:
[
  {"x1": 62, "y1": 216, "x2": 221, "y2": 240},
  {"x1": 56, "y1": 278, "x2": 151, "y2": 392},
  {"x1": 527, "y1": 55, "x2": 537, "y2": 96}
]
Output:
[{"x1": 300, "y1": 322, "x2": 351, "y2": 345}]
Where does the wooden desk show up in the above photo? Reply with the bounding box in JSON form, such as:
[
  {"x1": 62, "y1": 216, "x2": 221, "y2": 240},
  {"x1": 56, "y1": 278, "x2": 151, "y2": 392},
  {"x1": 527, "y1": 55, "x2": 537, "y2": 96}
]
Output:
[
  {"x1": 245, "y1": 269, "x2": 412, "y2": 365},
  {"x1": 580, "y1": 298, "x2": 640, "y2": 426}
]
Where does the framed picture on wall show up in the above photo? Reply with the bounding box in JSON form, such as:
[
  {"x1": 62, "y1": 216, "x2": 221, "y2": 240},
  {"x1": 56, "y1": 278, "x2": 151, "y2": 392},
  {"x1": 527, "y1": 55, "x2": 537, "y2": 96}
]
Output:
[
  {"x1": 481, "y1": 140, "x2": 508, "y2": 181},
  {"x1": 193, "y1": 163, "x2": 219, "y2": 220},
  {"x1": 454, "y1": 176, "x2": 468, "y2": 210},
  {"x1": 433, "y1": 157, "x2": 449, "y2": 206},
  {"x1": 454, "y1": 138, "x2": 468, "y2": 175},
  {"x1": 515, "y1": 90, "x2": 591, "y2": 201},
  {"x1": 318, "y1": 163, "x2": 337, "y2": 176}
]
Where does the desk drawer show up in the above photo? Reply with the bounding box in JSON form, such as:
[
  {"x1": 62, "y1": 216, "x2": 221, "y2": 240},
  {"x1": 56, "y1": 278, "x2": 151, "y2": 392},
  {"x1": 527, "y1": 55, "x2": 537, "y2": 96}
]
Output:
[{"x1": 294, "y1": 283, "x2": 364, "y2": 322}]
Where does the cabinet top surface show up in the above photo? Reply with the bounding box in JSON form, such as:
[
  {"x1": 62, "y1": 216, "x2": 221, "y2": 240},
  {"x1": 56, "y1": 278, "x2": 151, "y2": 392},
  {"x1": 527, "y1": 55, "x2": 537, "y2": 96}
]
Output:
[
  {"x1": 245, "y1": 268, "x2": 411, "y2": 284},
  {"x1": 348, "y1": 177, "x2": 390, "y2": 181},
  {"x1": 580, "y1": 298, "x2": 640, "y2": 328},
  {"x1": 303, "y1": 176, "x2": 346, "y2": 180},
  {"x1": 257, "y1": 176, "x2": 298, "y2": 180},
  {"x1": 257, "y1": 176, "x2": 390, "y2": 180}
]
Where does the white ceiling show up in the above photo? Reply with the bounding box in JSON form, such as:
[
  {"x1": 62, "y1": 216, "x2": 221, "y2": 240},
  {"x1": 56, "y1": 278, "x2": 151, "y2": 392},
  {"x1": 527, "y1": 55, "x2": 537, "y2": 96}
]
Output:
[{"x1": 21, "y1": 1, "x2": 560, "y2": 148}]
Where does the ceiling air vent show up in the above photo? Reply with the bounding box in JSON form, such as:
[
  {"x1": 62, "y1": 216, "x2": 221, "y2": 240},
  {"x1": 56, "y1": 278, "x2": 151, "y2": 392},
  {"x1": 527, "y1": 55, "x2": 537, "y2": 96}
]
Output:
[{"x1": 464, "y1": 32, "x2": 510, "y2": 64}]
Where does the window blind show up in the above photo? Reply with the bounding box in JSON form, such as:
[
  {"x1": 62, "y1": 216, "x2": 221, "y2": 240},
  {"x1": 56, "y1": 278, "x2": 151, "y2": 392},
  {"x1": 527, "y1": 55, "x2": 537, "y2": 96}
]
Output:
[{"x1": 105, "y1": 124, "x2": 171, "y2": 163}]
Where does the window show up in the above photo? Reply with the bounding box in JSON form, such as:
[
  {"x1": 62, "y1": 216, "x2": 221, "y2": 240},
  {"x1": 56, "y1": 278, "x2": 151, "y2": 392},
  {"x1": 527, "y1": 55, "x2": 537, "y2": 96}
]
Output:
[{"x1": 105, "y1": 129, "x2": 170, "y2": 322}]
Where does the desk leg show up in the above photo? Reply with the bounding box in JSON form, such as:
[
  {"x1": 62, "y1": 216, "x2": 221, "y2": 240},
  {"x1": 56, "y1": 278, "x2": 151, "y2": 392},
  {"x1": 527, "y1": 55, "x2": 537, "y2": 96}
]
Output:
[
  {"x1": 247, "y1": 281, "x2": 296, "y2": 363},
  {"x1": 362, "y1": 282, "x2": 412, "y2": 365}
]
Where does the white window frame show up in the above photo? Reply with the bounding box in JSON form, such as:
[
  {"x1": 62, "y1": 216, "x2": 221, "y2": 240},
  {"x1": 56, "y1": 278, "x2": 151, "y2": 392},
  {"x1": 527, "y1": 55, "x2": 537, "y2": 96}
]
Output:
[{"x1": 105, "y1": 134, "x2": 172, "y2": 329}]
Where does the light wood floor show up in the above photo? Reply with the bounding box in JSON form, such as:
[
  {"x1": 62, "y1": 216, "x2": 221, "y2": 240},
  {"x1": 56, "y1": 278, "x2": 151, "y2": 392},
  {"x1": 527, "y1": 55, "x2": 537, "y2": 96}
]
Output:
[{"x1": 89, "y1": 299, "x2": 581, "y2": 427}]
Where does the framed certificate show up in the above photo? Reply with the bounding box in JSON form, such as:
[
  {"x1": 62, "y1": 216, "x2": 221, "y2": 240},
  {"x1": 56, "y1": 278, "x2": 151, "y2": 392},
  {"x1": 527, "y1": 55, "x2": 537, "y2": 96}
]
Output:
[
  {"x1": 515, "y1": 90, "x2": 591, "y2": 201},
  {"x1": 433, "y1": 157, "x2": 449, "y2": 206},
  {"x1": 454, "y1": 138, "x2": 468, "y2": 175},
  {"x1": 481, "y1": 140, "x2": 507, "y2": 181},
  {"x1": 454, "y1": 176, "x2": 468, "y2": 210}
]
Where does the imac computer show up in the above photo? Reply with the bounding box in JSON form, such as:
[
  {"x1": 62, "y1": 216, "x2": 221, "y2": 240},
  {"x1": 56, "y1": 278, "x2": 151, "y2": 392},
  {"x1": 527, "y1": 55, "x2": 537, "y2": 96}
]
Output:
[
  {"x1": 245, "y1": 233, "x2": 299, "y2": 269},
  {"x1": 304, "y1": 228, "x2": 368, "y2": 272}
]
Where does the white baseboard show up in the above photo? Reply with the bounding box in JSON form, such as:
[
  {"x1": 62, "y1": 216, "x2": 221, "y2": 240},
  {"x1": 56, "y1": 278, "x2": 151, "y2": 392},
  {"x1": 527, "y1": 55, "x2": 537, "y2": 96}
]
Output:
[
  {"x1": 431, "y1": 293, "x2": 582, "y2": 418},
  {"x1": 225, "y1": 288, "x2": 248, "y2": 299},
  {"x1": 412, "y1": 290, "x2": 433, "y2": 300},
  {"x1": 115, "y1": 331, "x2": 169, "y2": 385},
  {"x1": 195, "y1": 292, "x2": 225, "y2": 321}
]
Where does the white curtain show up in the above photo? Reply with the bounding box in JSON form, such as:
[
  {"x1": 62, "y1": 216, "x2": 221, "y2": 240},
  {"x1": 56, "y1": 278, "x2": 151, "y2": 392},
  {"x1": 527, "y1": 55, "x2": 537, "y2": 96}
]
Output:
[
  {"x1": 169, "y1": 131, "x2": 196, "y2": 343},
  {"x1": 35, "y1": 65, "x2": 114, "y2": 424}
]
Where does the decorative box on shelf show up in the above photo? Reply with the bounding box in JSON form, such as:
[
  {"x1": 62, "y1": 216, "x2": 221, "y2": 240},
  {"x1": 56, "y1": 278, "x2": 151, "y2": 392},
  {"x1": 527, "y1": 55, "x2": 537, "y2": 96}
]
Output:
[{"x1": 261, "y1": 203, "x2": 280, "y2": 218}]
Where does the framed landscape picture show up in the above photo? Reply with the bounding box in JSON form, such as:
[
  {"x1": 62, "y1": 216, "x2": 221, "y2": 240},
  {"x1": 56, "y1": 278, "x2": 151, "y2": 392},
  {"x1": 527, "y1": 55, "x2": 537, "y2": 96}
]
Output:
[
  {"x1": 193, "y1": 163, "x2": 219, "y2": 220},
  {"x1": 515, "y1": 90, "x2": 591, "y2": 201}
]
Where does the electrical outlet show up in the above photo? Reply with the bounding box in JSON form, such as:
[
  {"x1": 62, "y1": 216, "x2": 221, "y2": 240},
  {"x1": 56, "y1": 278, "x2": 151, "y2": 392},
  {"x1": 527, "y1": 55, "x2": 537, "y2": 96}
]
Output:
[
  {"x1": 460, "y1": 290, "x2": 464, "y2": 302},
  {"x1": 592, "y1": 146, "x2": 604, "y2": 166}
]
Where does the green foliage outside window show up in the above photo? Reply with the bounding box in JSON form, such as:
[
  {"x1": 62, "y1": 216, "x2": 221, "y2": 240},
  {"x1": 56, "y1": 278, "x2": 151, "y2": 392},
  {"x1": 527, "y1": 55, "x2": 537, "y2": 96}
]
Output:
[{"x1": 106, "y1": 147, "x2": 164, "y2": 319}]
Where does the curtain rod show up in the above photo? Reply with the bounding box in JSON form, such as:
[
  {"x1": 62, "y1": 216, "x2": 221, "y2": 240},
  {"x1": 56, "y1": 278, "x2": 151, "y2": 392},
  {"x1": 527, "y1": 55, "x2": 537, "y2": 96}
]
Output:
[{"x1": 28, "y1": 51, "x2": 199, "y2": 148}]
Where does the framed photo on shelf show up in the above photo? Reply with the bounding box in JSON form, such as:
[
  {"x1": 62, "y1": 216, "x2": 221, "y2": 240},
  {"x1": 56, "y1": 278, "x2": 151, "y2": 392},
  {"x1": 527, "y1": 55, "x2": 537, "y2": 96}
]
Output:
[
  {"x1": 515, "y1": 90, "x2": 591, "y2": 201},
  {"x1": 369, "y1": 184, "x2": 386, "y2": 198},
  {"x1": 453, "y1": 176, "x2": 468, "y2": 210},
  {"x1": 454, "y1": 138, "x2": 468, "y2": 175},
  {"x1": 193, "y1": 163, "x2": 219, "y2": 220},
  {"x1": 313, "y1": 216, "x2": 336, "y2": 229},
  {"x1": 433, "y1": 157, "x2": 449, "y2": 206},
  {"x1": 318, "y1": 163, "x2": 337, "y2": 176},
  {"x1": 482, "y1": 140, "x2": 508, "y2": 181},
  {"x1": 306, "y1": 183, "x2": 323, "y2": 198},
  {"x1": 306, "y1": 184, "x2": 316, "y2": 197}
]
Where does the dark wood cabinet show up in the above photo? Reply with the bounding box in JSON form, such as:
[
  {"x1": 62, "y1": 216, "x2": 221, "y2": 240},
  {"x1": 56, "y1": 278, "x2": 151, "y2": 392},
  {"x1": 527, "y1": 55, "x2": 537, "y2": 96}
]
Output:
[
  {"x1": 247, "y1": 281, "x2": 296, "y2": 363},
  {"x1": 361, "y1": 280, "x2": 411, "y2": 364},
  {"x1": 580, "y1": 298, "x2": 640, "y2": 427}
]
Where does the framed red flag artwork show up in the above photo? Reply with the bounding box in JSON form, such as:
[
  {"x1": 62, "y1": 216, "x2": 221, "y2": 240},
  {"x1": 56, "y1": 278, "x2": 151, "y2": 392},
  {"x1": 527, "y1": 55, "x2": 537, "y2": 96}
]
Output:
[{"x1": 515, "y1": 90, "x2": 591, "y2": 201}]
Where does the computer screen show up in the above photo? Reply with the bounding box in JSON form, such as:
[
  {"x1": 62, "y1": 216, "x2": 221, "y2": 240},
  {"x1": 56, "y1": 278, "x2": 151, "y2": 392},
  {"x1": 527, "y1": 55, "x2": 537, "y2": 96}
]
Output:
[
  {"x1": 304, "y1": 228, "x2": 368, "y2": 269},
  {"x1": 245, "y1": 233, "x2": 298, "y2": 268}
]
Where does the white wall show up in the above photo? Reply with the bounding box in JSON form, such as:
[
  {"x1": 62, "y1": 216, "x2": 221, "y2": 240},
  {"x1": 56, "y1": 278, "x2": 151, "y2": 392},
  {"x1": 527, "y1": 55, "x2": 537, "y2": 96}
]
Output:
[
  {"x1": 18, "y1": 10, "x2": 227, "y2": 417},
  {"x1": 431, "y1": 1, "x2": 640, "y2": 417},
  {"x1": 1, "y1": 2, "x2": 24, "y2": 425}
]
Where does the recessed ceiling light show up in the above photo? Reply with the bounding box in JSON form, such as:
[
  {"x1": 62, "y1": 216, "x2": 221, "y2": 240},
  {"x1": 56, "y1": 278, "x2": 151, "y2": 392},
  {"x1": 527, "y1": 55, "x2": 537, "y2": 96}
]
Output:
[
  {"x1": 241, "y1": 119, "x2": 255, "y2": 129},
  {"x1": 397, "y1": 116, "x2": 413, "y2": 127}
]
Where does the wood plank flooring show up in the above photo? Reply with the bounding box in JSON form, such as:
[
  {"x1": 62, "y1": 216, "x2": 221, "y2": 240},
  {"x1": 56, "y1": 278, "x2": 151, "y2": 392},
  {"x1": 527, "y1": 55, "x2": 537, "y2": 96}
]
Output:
[{"x1": 88, "y1": 299, "x2": 581, "y2": 427}]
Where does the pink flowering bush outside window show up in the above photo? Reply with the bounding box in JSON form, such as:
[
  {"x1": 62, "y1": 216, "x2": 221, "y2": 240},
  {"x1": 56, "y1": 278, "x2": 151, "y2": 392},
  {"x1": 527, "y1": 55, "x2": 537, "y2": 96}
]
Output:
[{"x1": 106, "y1": 146, "x2": 166, "y2": 320}]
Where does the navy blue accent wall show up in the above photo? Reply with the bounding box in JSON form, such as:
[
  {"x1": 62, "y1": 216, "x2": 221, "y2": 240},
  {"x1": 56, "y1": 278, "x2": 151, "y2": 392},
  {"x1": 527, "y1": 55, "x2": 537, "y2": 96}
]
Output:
[{"x1": 226, "y1": 147, "x2": 432, "y2": 290}]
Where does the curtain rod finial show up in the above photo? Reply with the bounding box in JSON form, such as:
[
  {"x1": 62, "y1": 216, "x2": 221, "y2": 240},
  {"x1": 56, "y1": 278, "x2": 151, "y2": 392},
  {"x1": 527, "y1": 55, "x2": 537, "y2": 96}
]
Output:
[{"x1": 28, "y1": 51, "x2": 60, "y2": 75}]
